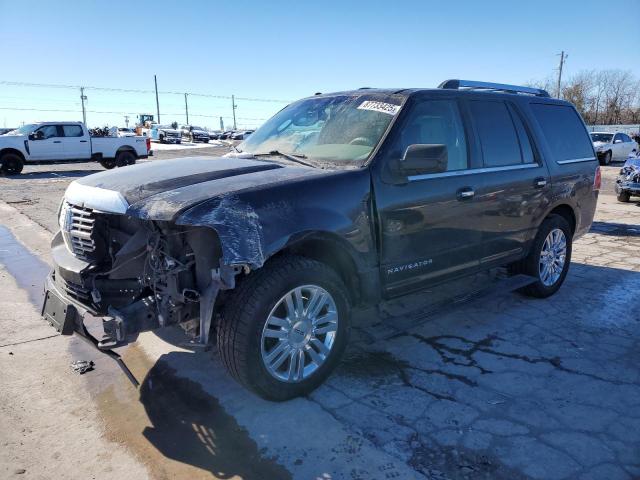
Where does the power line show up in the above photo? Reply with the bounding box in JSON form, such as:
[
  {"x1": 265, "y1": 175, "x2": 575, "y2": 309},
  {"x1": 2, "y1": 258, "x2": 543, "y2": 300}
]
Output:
[
  {"x1": 0, "y1": 106, "x2": 267, "y2": 121},
  {"x1": 0, "y1": 80, "x2": 291, "y2": 103}
]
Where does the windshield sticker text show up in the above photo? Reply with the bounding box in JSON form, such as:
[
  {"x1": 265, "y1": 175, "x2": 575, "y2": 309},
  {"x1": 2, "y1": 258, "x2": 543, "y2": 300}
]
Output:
[{"x1": 357, "y1": 101, "x2": 400, "y2": 116}]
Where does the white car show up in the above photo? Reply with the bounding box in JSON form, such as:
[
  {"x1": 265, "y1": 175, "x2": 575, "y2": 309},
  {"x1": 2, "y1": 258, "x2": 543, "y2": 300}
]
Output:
[
  {"x1": 591, "y1": 131, "x2": 638, "y2": 165},
  {"x1": 116, "y1": 127, "x2": 136, "y2": 137},
  {"x1": 0, "y1": 121, "x2": 151, "y2": 174}
]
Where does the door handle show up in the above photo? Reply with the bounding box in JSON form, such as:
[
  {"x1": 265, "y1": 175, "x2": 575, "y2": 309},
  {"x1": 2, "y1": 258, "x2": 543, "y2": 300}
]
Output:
[
  {"x1": 53, "y1": 140, "x2": 61, "y2": 143},
  {"x1": 80, "y1": 140, "x2": 88, "y2": 143},
  {"x1": 457, "y1": 187, "x2": 475, "y2": 200},
  {"x1": 534, "y1": 177, "x2": 547, "y2": 188}
]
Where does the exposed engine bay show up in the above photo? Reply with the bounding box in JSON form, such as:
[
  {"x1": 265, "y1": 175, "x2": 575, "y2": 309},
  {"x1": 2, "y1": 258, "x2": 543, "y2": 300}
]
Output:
[
  {"x1": 53, "y1": 201, "x2": 242, "y2": 348},
  {"x1": 616, "y1": 156, "x2": 640, "y2": 200}
]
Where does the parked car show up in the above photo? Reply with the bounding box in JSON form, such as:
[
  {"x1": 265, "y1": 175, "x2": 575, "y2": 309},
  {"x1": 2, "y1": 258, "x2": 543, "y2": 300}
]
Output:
[
  {"x1": 150, "y1": 124, "x2": 182, "y2": 144},
  {"x1": 208, "y1": 131, "x2": 222, "y2": 140},
  {"x1": 219, "y1": 130, "x2": 236, "y2": 140},
  {"x1": 615, "y1": 153, "x2": 640, "y2": 202},
  {"x1": 590, "y1": 131, "x2": 638, "y2": 165},
  {"x1": 0, "y1": 121, "x2": 151, "y2": 174},
  {"x1": 231, "y1": 130, "x2": 254, "y2": 140},
  {"x1": 116, "y1": 127, "x2": 136, "y2": 137},
  {"x1": 181, "y1": 125, "x2": 210, "y2": 143},
  {"x1": 0, "y1": 127, "x2": 16, "y2": 135},
  {"x1": 42, "y1": 80, "x2": 599, "y2": 401}
]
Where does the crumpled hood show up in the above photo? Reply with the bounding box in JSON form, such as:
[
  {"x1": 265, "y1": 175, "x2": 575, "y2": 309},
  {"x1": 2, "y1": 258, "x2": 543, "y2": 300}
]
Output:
[{"x1": 66, "y1": 156, "x2": 327, "y2": 220}]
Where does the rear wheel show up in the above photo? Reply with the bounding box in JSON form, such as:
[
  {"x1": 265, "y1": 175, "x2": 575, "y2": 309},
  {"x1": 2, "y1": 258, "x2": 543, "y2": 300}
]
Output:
[
  {"x1": 115, "y1": 150, "x2": 136, "y2": 167},
  {"x1": 515, "y1": 215, "x2": 572, "y2": 298},
  {"x1": 99, "y1": 158, "x2": 116, "y2": 169},
  {"x1": 0, "y1": 153, "x2": 24, "y2": 175},
  {"x1": 217, "y1": 256, "x2": 351, "y2": 401}
]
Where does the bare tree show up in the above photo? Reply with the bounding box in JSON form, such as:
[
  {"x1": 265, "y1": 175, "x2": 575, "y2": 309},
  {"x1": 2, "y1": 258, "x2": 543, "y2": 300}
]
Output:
[{"x1": 532, "y1": 69, "x2": 639, "y2": 125}]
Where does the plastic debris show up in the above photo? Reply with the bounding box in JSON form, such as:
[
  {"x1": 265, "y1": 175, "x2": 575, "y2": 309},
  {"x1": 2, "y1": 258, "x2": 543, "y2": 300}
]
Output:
[{"x1": 70, "y1": 360, "x2": 95, "y2": 374}]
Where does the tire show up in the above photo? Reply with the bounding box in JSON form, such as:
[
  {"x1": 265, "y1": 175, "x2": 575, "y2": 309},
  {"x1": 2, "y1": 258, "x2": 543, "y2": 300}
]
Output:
[
  {"x1": 515, "y1": 214, "x2": 572, "y2": 298},
  {"x1": 159, "y1": 135, "x2": 165, "y2": 144},
  {"x1": 601, "y1": 151, "x2": 612, "y2": 165},
  {"x1": 99, "y1": 158, "x2": 116, "y2": 169},
  {"x1": 115, "y1": 150, "x2": 135, "y2": 167},
  {"x1": 0, "y1": 153, "x2": 24, "y2": 175},
  {"x1": 617, "y1": 191, "x2": 631, "y2": 203},
  {"x1": 217, "y1": 255, "x2": 351, "y2": 401}
]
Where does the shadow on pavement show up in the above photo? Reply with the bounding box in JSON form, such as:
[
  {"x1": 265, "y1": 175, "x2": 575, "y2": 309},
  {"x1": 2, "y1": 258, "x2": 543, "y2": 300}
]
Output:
[
  {"x1": 3, "y1": 169, "x2": 103, "y2": 180},
  {"x1": 590, "y1": 220, "x2": 640, "y2": 236}
]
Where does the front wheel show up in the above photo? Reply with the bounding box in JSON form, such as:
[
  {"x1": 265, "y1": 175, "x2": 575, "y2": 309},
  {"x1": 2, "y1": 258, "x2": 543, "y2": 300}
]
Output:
[
  {"x1": 217, "y1": 256, "x2": 351, "y2": 401},
  {"x1": 617, "y1": 191, "x2": 631, "y2": 202},
  {"x1": 0, "y1": 153, "x2": 24, "y2": 175},
  {"x1": 601, "y1": 151, "x2": 612, "y2": 165},
  {"x1": 515, "y1": 215, "x2": 572, "y2": 298}
]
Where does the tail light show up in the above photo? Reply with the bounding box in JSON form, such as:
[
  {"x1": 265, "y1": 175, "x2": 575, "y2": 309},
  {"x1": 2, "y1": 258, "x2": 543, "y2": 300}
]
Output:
[
  {"x1": 593, "y1": 166, "x2": 601, "y2": 191},
  {"x1": 146, "y1": 137, "x2": 151, "y2": 153}
]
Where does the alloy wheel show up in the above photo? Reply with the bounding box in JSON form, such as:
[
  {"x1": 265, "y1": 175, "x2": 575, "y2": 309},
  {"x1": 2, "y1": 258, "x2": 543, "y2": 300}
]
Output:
[{"x1": 260, "y1": 285, "x2": 338, "y2": 383}]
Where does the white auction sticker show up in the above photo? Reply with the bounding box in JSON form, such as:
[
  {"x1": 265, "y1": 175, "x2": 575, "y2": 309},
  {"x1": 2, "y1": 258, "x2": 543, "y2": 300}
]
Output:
[{"x1": 357, "y1": 100, "x2": 400, "y2": 116}]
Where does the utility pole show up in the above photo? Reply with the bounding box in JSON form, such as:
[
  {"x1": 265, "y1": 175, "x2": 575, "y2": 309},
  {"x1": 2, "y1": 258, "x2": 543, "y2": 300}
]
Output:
[
  {"x1": 124, "y1": 115, "x2": 129, "y2": 128},
  {"x1": 556, "y1": 51, "x2": 567, "y2": 99},
  {"x1": 154, "y1": 75, "x2": 161, "y2": 123},
  {"x1": 231, "y1": 95, "x2": 237, "y2": 130},
  {"x1": 220, "y1": 116, "x2": 224, "y2": 131},
  {"x1": 80, "y1": 87, "x2": 87, "y2": 124},
  {"x1": 184, "y1": 93, "x2": 189, "y2": 124}
]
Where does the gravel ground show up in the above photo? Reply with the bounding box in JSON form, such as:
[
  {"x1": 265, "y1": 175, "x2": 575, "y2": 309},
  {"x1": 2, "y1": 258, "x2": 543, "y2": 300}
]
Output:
[{"x1": 0, "y1": 154, "x2": 639, "y2": 480}]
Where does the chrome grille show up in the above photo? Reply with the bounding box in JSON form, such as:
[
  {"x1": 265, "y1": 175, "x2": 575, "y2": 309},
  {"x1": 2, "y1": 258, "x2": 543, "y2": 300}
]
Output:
[
  {"x1": 63, "y1": 278, "x2": 92, "y2": 303},
  {"x1": 61, "y1": 202, "x2": 97, "y2": 260}
]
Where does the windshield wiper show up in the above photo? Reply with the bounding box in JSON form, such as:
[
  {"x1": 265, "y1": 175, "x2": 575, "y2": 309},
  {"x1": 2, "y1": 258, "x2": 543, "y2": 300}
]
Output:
[{"x1": 253, "y1": 150, "x2": 315, "y2": 168}]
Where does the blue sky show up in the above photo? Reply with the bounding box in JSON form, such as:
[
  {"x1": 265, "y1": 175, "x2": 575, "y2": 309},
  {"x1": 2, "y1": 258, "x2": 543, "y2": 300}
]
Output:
[{"x1": 1, "y1": 0, "x2": 638, "y2": 129}]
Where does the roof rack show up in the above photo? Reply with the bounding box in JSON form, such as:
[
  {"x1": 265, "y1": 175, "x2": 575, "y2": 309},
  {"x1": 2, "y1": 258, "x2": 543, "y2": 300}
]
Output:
[{"x1": 438, "y1": 79, "x2": 550, "y2": 98}]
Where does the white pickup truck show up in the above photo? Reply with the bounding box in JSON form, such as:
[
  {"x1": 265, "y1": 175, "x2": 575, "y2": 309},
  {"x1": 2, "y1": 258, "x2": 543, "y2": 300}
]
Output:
[{"x1": 0, "y1": 121, "x2": 151, "y2": 174}]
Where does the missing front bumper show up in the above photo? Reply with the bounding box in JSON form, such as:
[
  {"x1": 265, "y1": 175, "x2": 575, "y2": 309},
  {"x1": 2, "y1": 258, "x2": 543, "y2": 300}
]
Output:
[{"x1": 41, "y1": 274, "x2": 140, "y2": 386}]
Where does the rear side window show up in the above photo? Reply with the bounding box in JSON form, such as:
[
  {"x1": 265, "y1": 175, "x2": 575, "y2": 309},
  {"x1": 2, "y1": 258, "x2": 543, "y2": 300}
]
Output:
[
  {"x1": 469, "y1": 100, "x2": 522, "y2": 167},
  {"x1": 530, "y1": 104, "x2": 594, "y2": 162},
  {"x1": 62, "y1": 125, "x2": 83, "y2": 137}
]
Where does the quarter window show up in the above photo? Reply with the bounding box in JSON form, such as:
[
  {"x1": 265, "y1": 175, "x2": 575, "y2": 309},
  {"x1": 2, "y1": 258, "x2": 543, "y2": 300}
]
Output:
[
  {"x1": 530, "y1": 104, "x2": 594, "y2": 162},
  {"x1": 62, "y1": 125, "x2": 83, "y2": 137},
  {"x1": 392, "y1": 99, "x2": 468, "y2": 171},
  {"x1": 469, "y1": 100, "x2": 522, "y2": 167}
]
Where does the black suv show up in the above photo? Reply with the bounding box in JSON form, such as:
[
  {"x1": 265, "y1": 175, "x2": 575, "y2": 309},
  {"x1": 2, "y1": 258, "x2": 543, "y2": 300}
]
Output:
[{"x1": 43, "y1": 80, "x2": 599, "y2": 400}]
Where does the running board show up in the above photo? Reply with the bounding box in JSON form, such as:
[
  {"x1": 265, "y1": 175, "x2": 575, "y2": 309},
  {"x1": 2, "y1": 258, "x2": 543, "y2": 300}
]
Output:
[{"x1": 362, "y1": 274, "x2": 537, "y2": 344}]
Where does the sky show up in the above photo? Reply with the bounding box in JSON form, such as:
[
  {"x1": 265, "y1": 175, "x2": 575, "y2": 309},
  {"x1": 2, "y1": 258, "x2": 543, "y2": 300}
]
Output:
[{"x1": 0, "y1": 0, "x2": 638, "y2": 129}]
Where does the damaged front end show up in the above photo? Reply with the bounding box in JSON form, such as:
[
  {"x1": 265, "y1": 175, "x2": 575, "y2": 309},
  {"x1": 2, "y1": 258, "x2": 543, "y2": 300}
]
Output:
[
  {"x1": 616, "y1": 157, "x2": 640, "y2": 198},
  {"x1": 43, "y1": 198, "x2": 243, "y2": 352}
]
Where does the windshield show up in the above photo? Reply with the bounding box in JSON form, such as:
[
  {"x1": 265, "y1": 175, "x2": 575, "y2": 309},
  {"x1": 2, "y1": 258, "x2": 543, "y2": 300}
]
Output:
[
  {"x1": 591, "y1": 133, "x2": 613, "y2": 143},
  {"x1": 191, "y1": 126, "x2": 204, "y2": 130},
  {"x1": 239, "y1": 93, "x2": 404, "y2": 166},
  {"x1": 158, "y1": 125, "x2": 175, "y2": 130},
  {"x1": 12, "y1": 124, "x2": 38, "y2": 135}
]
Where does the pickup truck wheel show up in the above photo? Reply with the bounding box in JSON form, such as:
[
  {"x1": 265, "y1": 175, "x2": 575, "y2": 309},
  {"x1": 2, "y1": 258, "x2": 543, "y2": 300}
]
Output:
[
  {"x1": 0, "y1": 153, "x2": 24, "y2": 175},
  {"x1": 217, "y1": 256, "x2": 351, "y2": 401},
  {"x1": 115, "y1": 151, "x2": 135, "y2": 167},
  {"x1": 517, "y1": 215, "x2": 572, "y2": 298},
  {"x1": 617, "y1": 191, "x2": 631, "y2": 202},
  {"x1": 99, "y1": 159, "x2": 116, "y2": 169},
  {"x1": 159, "y1": 135, "x2": 165, "y2": 143}
]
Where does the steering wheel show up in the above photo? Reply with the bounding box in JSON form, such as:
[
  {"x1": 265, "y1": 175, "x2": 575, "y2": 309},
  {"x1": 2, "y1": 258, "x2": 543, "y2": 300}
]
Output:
[{"x1": 349, "y1": 137, "x2": 374, "y2": 146}]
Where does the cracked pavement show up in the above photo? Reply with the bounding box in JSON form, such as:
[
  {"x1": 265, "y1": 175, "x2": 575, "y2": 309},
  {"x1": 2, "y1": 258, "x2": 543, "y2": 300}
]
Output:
[{"x1": 0, "y1": 155, "x2": 639, "y2": 479}]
